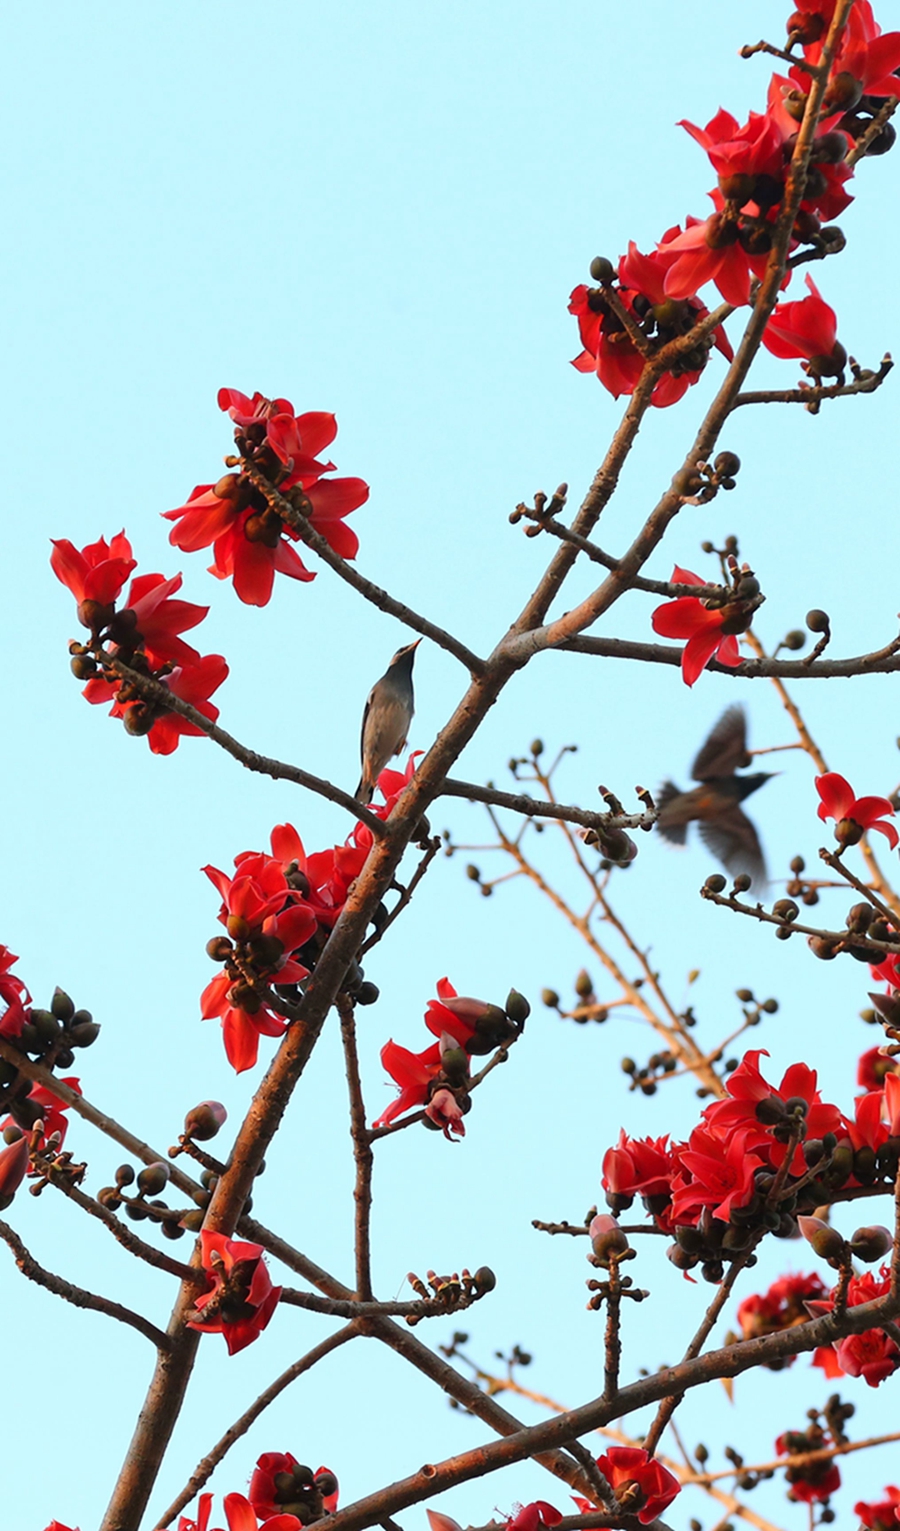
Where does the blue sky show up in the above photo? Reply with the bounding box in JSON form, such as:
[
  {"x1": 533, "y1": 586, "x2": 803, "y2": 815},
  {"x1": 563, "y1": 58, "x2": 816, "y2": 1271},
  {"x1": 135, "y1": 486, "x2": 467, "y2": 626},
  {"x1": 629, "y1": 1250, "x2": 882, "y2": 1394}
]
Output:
[{"x1": 3, "y1": 2, "x2": 900, "y2": 1527}]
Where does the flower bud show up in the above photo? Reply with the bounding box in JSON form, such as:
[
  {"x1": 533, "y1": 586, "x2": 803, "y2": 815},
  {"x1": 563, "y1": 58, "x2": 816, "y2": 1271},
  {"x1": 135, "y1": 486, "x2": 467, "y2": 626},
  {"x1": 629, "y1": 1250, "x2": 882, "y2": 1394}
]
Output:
[
  {"x1": 505, "y1": 989, "x2": 530, "y2": 1026},
  {"x1": 848, "y1": 1225, "x2": 893, "y2": 1262},
  {"x1": 50, "y1": 988, "x2": 75, "y2": 1023},
  {"x1": 472, "y1": 1265, "x2": 496, "y2": 1293},
  {"x1": 541, "y1": 988, "x2": 560, "y2": 1008},
  {"x1": 806, "y1": 608, "x2": 830, "y2": 633},
  {"x1": 589, "y1": 1213, "x2": 630, "y2": 1266},
  {"x1": 183, "y1": 1101, "x2": 227, "y2": 1141},
  {"x1": 589, "y1": 256, "x2": 614, "y2": 283},
  {"x1": 137, "y1": 1162, "x2": 170, "y2": 1197},
  {"x1": 798, "y1": 1215, "x2": 846, "y2": 1262},
  {"x1": 755, "y1": 1093, "x2": 786, "y2": 1125},
  {"x1": 704, "y1": 874, "x2": 727, "y2": 893}
]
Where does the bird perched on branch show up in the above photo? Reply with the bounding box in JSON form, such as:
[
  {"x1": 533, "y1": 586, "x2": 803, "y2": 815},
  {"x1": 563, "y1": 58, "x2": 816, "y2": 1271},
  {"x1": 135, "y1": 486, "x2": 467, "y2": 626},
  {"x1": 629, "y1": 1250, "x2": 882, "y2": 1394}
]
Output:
[
  {"x1": 355, "y1": 640, "x2": 420, "y2": 805},
  {"x1": 655, "y1": 705, "x2": 773, "y2": 888}
]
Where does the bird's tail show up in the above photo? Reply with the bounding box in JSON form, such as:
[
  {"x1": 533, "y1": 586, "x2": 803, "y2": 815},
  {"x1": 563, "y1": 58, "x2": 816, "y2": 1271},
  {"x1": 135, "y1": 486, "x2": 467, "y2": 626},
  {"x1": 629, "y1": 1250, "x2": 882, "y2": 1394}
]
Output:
[{"x1": 655, "y1": 781, "x2": 688, "y2": 845}]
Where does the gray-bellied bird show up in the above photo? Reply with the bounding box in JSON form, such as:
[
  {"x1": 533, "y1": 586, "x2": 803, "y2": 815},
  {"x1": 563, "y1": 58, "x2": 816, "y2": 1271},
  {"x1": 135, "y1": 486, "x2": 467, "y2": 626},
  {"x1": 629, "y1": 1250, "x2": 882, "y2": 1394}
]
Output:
[
  {"x1": 355, "y1": 640, "x2": 420, "y2": 805},
  {"x1": 655, "y1": 704, "x2": 773, "y2": 888}
]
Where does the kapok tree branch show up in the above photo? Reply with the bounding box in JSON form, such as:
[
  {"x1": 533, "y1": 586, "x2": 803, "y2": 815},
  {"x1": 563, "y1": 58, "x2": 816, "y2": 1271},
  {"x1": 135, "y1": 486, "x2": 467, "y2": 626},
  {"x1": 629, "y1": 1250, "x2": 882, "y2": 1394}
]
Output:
[
  {"x1": 733, "y1": 353, "x2": 892, "y2": 408},
  {"x1": 244, "y1": 1220, "x2": 600, "y2": 1501},
  {"x1": 559, "y1": 633, "x2": 900, "y2": 678},
  {"x1": 101, "y1": 651, "x2": 387, "y2": 835},
  {"x1": 506, "y1": 0, "x2": 855, "y2": 661},
  {"x1": 319, "y1": 1288, "x2": 900, "y2": 1531},
  {"x1": 338, "y1": 995, "x2": 374, "y2": 1301},
  {"x1": 241, "y1": 462, "x2": 486, "y2": 677},
  {"x1": 440, "y1": 777, "x2": 656, "y2": 832},
  {"x1": 0, "y1": 1218, "x2": 171, "y2": 1349},
  {"x1": 487, "y1": 814, "x2": 723, "y2": 1095},
  {"x1": 154, "y1": 1324, "x2": 358, "y2": 1529}
]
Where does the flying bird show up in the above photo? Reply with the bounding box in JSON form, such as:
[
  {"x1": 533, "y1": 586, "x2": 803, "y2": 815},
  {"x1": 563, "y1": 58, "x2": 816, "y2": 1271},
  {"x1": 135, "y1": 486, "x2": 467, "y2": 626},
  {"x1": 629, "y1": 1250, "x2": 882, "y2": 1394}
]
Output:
[
  {"x1": 655, "y1": 704, "x2": 773, "y2": 887},
  {"x1": 355, "y1": 640, "x2": 420, "y2": 805}
]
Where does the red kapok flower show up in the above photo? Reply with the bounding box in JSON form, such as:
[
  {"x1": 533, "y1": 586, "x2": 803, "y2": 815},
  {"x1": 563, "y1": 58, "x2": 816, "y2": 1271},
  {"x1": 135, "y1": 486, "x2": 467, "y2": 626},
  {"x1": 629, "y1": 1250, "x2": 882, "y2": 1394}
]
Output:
[
  {"x1": 187, "y1": 1231, "x2": 282, "y2": 1354},
  {"x1": 0, "y1": 1135, "x2": 30, "y2": 1209},
  {"x1": 763, "y1": 275, "x2": 845, "y2": 379},
  {"x1": 816, "y1": 772, "x2": 898, "y2": 849},
  {"x1": 2, "y1": 1077, "x2": 82, "y2": 1152},
  {"x1": 0, "y1": 945, "x2": 30, "y2": 1039},
  {"x1": 372, "y1": 1039, "x2": 443, "y2": 1129},
  {"x1": 200, "y1": 852, "x2": 316, "y2": 1073},
  {"x1": 50, "y1": 531, "x2": 137, "y2": 624},
  {"x1": 249, "y1": 1456, "x2": 338, "y2": 1522},
  {"x1": 736, "y1": 1270, "x2": 827, "y2": 1346},
  {"x1": 42, "y1": 1522, "x2": 81, "y2": 1531},
  {"x1": 179, "y1": 1491, "x2": 303, "y2": 1531},
  {"x1": 855, "y1": 1487, "x2": 900, "y2": 1531},
  {"x1": 506, "y1": 1503, "x2": 563, "y2": 1531},
  {"x1": 775, "y1": 1431, "x2": 841, "y2": 1503},
  {"x1": 858, "y1": 1045, "x2": 897, "y2": 1092},
  {"x1": 590, "y1": 1447, "x2": 680, "y2": 1524},
  {"x1": 84, "y1": 653, "x2": 230, "y2": 756},
  {"x1": 165, "y1": 391, "x2": 369, "y2": 607},
  {"x1": 651, "y1": 566, "x2": 744, "y2": 686}
]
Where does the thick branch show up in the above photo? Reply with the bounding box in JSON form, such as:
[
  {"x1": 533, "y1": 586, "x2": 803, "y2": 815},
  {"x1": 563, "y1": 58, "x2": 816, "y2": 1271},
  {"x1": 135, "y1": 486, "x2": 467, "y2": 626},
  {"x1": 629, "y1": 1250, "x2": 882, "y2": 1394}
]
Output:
[
  {"x1": 0, "y1": 1219, "x2": 171, "y2": 1349},
  {"x1": 320, "y1": 1290, "x2": 900, "y2": 1531}
]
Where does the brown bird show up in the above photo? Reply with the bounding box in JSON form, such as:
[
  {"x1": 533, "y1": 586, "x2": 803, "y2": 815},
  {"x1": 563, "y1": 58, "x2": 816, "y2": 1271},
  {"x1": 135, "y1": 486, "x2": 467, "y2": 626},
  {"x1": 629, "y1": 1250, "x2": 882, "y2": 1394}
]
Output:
[
  {"x1": 355, "y1": 640, "x2": 420, "y2": 805},
  {"x1": 655, "y1": 705, "x2": 773, "y2": 888}
]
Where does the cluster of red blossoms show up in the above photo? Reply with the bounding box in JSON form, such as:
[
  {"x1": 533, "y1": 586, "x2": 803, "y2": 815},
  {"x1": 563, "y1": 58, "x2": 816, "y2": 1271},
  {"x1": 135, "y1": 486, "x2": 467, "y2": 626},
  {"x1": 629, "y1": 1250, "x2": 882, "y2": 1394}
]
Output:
[
  {"x1": 166, "y1": 389, "x2": 369, "y2": 607},
  {"x1": 374, "y1": 977, "x2": 528, "y2": 1139},
  {"x1": 735, "y1": 1258, "x2": 900, "y2": 1386},
  {"x1": 45, "y1": 1454, "x2": 338, "y2": 1531},
  {"x1": 569, "y1": 1, "x2": 900, "y2": 405},
  {"x1": 856, "y1": 1486, "x2": 900, "y2": 1530},
  {"x1": 51, "y1": 532, "x2": 228, "y2": 755},
  {"x1": 602, "y1": 1048, "x2": 900, "y2": 1308},
  {"x1": 186, "y1": 1231, "x2": 281, "y2": 1355},
  {"x1": 429, "y1": 1448, "x2": 680, "y2": 1531},
  {"x1": 202, "y1": 758, "x2": 421, "y2": 1072}
]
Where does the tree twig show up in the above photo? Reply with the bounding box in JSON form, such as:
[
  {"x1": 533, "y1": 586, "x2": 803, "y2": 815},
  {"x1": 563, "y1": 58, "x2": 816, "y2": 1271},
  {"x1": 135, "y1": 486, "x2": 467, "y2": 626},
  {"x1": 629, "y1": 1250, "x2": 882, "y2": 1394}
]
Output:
[
  {"x1": 153, "y1": 1324, "x2": 358, "y2": 1528},
  {"x1": 0, "y1": 1218, "x2": 171, "y2": 1349}
]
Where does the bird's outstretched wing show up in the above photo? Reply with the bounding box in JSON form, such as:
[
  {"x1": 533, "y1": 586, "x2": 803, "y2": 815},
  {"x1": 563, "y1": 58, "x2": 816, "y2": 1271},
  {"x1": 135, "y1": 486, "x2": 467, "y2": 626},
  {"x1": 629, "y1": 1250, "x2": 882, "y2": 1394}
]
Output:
[
  {"x1": 691, "y1": 704, "x2": 751, "y2": 782},
  {"x1": 698, "y1": 806, "x2": 767, "y2": 889},
  {"x1": 655, "y1": 781, "x2": 689, "y2": 846}
]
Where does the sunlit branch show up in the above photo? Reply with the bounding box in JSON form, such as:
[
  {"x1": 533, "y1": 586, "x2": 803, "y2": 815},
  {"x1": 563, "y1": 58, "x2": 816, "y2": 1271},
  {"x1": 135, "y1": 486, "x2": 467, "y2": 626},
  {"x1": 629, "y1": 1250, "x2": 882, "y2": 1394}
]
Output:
[
  {"x1": 0, "y1": 1219, "x2": 171, "y2": 1349},
  {"x1": 681, "y1": 1428, "x2": 900, "y2": 1487},
  {"x1": 319, "y1": 1282, "x2": 900, "y2": 1531},
  {"x1": 479, "y1": 807, "x2": 723, "y2": 1096}
]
